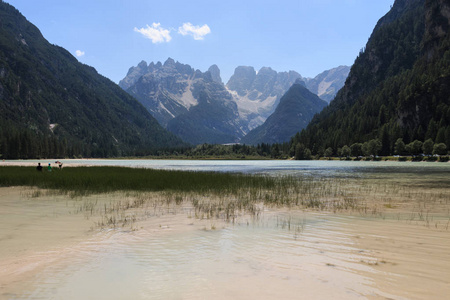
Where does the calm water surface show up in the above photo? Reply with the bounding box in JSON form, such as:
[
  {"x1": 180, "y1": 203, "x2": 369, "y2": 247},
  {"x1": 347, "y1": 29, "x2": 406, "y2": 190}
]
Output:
[{"x1": 15, "y1": 158, "x2": 450, "y2": 179}]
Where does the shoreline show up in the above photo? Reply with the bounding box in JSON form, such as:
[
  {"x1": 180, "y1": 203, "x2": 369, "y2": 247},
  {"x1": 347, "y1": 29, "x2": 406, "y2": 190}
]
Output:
[{"x1": 1, "y1": 156, "x2": 449, "y2": 168}]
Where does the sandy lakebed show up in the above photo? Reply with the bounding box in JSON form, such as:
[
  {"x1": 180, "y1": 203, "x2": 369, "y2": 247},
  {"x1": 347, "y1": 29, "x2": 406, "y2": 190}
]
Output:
[{"x1": 1, "y1": 160, "x2": 449, "y2": 299}]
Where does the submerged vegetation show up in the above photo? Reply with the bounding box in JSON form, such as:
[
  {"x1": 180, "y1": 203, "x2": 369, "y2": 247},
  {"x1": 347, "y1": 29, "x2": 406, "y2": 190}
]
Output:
[{"x1": 1, "y1": 166, "x2": 449, "y2": 231}]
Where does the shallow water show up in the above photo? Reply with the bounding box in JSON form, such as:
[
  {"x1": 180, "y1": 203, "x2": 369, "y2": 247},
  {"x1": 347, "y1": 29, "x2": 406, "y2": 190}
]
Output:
[
  {"x1": 1, "y1": 160, "x2": 450, "y2": 299},
  {"x1": 3, "y1": 199, "x2": 449, "y2": 300}
]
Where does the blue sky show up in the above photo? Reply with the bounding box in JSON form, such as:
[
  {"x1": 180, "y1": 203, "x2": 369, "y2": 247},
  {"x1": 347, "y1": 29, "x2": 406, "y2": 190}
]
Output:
[{"x1": 6, "y1": 0, "x2": 394, "y2": 83}]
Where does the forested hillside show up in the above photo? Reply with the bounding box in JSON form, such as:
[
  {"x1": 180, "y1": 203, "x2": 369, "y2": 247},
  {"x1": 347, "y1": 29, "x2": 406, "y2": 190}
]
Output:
[
  {"x1": 0, "y1": 1, "x2": 185, "y2": 159},
  {"x1": 295, "y1": 0, "x2": 450, "y2": 157}
]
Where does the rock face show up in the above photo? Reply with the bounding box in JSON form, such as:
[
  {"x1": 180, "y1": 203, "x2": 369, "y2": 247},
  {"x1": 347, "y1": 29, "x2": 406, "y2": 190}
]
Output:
[
  {"x1": 121, "y1": 58, "x2": 244, "y2": 145},
  {"x1": 241, "y1": 80, "x2": 328, "y2": 145},
  {"x1": 303, "y1": 66, "x2": 350, "y2": 103},
  {"x1": 226, "y1": 66, "x2": 302, "y2": 132}
]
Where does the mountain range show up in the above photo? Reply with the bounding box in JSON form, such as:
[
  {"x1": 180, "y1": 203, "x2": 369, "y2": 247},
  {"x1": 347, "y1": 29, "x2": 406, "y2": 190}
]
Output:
[
  {"x1": 120, "y1": 60, "x2": 349, "y2": 145},
  {"x1": 3, "y1": 0, "x2": 444, "y2": 159}
]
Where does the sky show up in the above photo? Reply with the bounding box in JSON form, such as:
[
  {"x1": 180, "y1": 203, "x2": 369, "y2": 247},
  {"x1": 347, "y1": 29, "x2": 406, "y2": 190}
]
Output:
[{"x1": 5, "y1": 0, "x2": 394, "y2": 84}]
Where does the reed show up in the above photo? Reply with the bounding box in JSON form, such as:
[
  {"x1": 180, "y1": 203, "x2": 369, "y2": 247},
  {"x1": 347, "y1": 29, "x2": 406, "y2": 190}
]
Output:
[
  {"x1": 0, "y1": 166, "x2": 278, "y2": 195},
  {"x1": 2, "y1": 166, "x2": 449, "y2": 230}
]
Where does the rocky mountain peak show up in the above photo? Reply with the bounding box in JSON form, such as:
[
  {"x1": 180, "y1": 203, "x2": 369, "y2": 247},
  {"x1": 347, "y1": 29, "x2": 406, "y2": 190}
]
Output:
[
  {"x1": 303, "y1": 65, "x2": 350, "y2": 103},
  {"x1": 258, "y1": 66, "x2": 275, "y2": 73},
  {"x1": 208, "y1": 64, "x2": 222, "y2": 84},
  {"x1": 137, "y1": 60, "x2": 148, "y2": 69},
  {"x1": 164, "y1": 57, "x2": 176, "y2": 67},
  {"x1": 226, "y1": 66, "x2": 256, "y2": 96},
  {"x1": 119, "y1": 60, "x2": 149, "y2": 90}
]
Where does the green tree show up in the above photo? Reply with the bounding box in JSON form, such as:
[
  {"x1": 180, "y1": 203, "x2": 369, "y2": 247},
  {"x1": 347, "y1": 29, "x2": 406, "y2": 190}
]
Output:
[
  {"x1": 379, "y1": 125, "x2": 391, "y2": 156},
  {"x1": 422, "y1": 139, "x2": 434, "y2": 155},
  {"x1": 341, "y1": 145, "x2": 351, "y2": 158},
  {"x1": 394, "y1": 138, "x2": 406, "y2": 155},
  {"x1": 362, "y1": 142, "x2": 371, "y2": 157},
  {"x1": 295, "y1": 143, "x2": 312, "y2": 160},
  {"x1": 350, "y1": 143, "x2": 363, "y2": 157},
  {"x1": 433, "y1": 143, "x2": 447, "y2": 155},
  {"x1": 368, "y1": 139, "x2": 382, "y2": 156},
  {"x1": 406, "y1": 140, "x2": 423, "y2": 155},
  {"x1": 324, "y1": 147, "x2": 333, "y2": 158},
  {"x1": 435, "y1": 127, "x2": 446, "y2": 144},
  {"x1": 271, "y1": 144, "x2": 280, "y2": 158},
  {"x1": 425, "y1": 119, "x2": 438, "y2": 141},
  {"x1": 363, "y1": 139, "x2": 382, "y2": 157},
  {"x1": 304, "y1": 148, "x2": 312, "y2": 160}
]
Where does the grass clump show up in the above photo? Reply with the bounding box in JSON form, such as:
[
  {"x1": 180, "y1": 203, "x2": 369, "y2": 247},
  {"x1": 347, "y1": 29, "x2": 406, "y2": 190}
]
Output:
[{"x1": 0, "y1": 166, "x2": 277, "y2": 196}]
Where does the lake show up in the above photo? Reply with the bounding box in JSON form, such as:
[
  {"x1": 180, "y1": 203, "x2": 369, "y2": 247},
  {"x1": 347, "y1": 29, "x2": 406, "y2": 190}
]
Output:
[{"x1": 1, "y1": 160, "x2": 449, "y2": 299}]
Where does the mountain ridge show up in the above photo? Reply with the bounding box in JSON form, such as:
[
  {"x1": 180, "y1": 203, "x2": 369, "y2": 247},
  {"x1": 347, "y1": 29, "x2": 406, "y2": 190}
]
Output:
[
  {"x1": 0, "y1": 1, "x2": 185, "y2": 159},
  {"x1": 295, "y1": 0, "x2": 450, "y2": 156},
  {"x1": 120, "y1": 59, "x2": 350, "y2": 145},
  {"x1": 241, "y1": 81, "x2": 328, "y2": 145}
]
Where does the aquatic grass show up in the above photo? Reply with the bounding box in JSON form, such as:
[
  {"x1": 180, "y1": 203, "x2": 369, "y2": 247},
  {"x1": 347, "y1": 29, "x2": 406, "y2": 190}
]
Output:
[
  {"x1": 0, "y1": 166, "x2": 278, "y2": 195},
  {"x1": 2, "y1": 166, "x2": 450, "y2": 230}
]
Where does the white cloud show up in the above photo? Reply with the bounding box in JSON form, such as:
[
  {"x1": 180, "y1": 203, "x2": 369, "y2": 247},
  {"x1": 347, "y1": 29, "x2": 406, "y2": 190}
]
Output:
[
  {"x1": 134, "y1": 23, "x2": 172, "y2": 43},
  {"x1": 178, "y1": 22, "x2": 211, "y2": 40},
  {"x1": 75, "y1": 50, "x2": 85, "y2": 57}
]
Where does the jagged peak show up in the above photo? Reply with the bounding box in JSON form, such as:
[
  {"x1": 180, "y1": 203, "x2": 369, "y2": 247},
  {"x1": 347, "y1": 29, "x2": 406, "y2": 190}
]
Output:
[
  {"x1": 234, "y1": 65, "x2": 256, "y2": 73},
  {"x1": 208, "y1": 64, "x2": 222, "y2": 84},
  {"x1": 137, "y1": 60, "x2": 148, "y2": 68},
  {"x1": 164, "y1": 57, "x2": 176, "y2": 66},
  {"x1": 258, "y1": 66, "x2": 274, "y2": 72}
]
